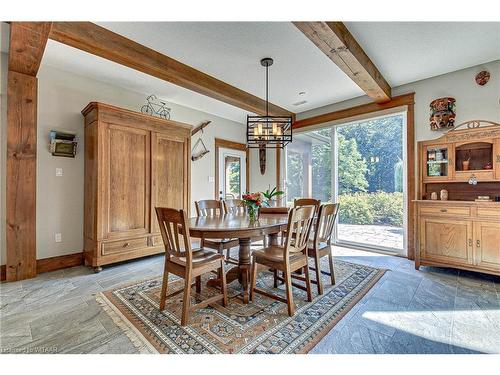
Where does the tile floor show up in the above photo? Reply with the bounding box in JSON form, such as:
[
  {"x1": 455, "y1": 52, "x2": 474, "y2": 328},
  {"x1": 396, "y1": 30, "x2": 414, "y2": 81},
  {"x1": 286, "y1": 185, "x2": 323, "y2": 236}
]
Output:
[{"x1": 1, "y1": 246, "x2": 499, "y2": 354}]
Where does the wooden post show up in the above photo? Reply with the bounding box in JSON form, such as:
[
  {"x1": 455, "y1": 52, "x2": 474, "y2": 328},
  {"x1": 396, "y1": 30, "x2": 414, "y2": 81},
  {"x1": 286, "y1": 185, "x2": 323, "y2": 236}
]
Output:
[
  {"x1": 6, "y1": 71, "x2": 38, "y2": 281},
  {"x1": 6, "y1": 22, "x2": 51, "y2": 281}
]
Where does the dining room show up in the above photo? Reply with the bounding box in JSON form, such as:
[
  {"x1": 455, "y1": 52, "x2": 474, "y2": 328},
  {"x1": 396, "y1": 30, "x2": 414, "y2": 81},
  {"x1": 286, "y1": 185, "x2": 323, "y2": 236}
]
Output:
[{"x1": 1, "y1": 1, "x2": 500, "y2": 371}]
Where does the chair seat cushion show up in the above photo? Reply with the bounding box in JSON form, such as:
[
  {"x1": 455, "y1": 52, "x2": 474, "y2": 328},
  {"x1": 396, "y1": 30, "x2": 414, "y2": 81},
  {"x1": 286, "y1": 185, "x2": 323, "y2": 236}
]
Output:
[
  {"x1": 170, "y1": 248, "x2": 223, "y2": 268},
  {"x1": 253, "y1": 246, "x2": 306, "y2": 264}
]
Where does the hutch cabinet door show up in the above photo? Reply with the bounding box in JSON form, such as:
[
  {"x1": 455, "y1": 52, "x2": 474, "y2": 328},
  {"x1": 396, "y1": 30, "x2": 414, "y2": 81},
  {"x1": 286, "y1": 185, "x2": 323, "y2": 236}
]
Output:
[
  {"x1": 473, "y1": 221, "x2": 500, "y2": 271},
  {"x1": 422, "y1": 144, "x2": 454, "y2": 183},
  {"x1": 102, "y1": 124, "x2": 151, "y2": 239},
  {"x1": 150, "y1": 132, "x2": 189, "y2": 234},
  {"x1": 420, "y1": 216, "x2": 473, "y2": 266},
  {"x1": 495, "y1": 138, "x2": 500, "y2": 180}
]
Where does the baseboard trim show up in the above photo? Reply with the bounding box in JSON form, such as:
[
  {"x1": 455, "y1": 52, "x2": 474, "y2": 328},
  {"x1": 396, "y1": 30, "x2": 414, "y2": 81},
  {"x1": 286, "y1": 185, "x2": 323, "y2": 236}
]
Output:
[{"x1": 1, "y1": 252, "x2": 84, "y2": 282}]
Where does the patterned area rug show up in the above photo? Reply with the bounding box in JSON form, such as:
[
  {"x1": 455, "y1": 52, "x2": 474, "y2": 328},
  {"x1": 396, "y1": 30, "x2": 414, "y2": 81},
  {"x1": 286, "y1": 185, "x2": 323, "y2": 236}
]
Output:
[{"x1": 97, "y1": 259, "x2": 385, "y2": 354}]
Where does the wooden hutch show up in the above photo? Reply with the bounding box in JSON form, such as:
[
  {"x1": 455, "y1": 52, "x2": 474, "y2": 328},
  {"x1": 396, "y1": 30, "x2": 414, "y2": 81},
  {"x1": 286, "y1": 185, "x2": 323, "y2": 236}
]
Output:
[
  {"x1": 82, "y1": 103, "x2": 191, "y2": 272},
  {"x1": 415, "y1": 120, "x2": 500, "y2": 276}
]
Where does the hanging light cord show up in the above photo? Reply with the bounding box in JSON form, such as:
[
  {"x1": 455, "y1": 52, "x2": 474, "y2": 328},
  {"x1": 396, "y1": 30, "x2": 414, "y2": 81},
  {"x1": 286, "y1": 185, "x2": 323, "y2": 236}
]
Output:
[{"x1": 265, "y1": 63, "x2": 269, "y2": 117}]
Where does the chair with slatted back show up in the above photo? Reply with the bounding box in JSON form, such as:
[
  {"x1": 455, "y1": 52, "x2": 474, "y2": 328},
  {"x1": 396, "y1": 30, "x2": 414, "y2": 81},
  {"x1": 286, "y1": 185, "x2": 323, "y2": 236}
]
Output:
[
  {"x1": 222, "y1": 199, "x2": 245, "y2": 215},
  {"x1": 250, "y1": 206, "x2": 315, "y2": 316},
  {"x1": 195, "y1": 200, "x2": 239, "y2": 264},
  {"x1": 280, "y1": 198, "x2": 321, "y2": 245},
  {"x1": 305, "y1": 203, "x2": 339, "y2": 295},
  {"x1": 155, "y1": 207, "x2": 227, "y2": 326}
]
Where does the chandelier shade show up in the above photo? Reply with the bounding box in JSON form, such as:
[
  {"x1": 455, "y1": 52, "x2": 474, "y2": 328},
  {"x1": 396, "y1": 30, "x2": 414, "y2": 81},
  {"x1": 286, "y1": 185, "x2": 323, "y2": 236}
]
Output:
[
  {"x1": 246, "y1": 115, "x2": 292, "y2": 148},
  {"x1": 246, "y1": 57, "x2": 293, "y2": 149}
]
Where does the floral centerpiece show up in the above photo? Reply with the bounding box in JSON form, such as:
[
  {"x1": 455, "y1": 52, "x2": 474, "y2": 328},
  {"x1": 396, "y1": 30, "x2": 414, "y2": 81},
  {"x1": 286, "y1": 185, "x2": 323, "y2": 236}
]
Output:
[{"x1": 242, "y1": 192, "x2": 264, "y2": 221}]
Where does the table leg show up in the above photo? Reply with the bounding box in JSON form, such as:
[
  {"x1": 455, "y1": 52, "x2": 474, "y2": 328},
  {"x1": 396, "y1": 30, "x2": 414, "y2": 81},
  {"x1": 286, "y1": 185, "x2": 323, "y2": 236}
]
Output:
[
  {"x1": 206, "y1": 237, "x2": 252, "y2": 304},
  {"x1": 238, "y1": 238, "x2": 251, "y2": 304},
  {"x1": 269, "y1": 232, "x2": 279, "y2": 246}
]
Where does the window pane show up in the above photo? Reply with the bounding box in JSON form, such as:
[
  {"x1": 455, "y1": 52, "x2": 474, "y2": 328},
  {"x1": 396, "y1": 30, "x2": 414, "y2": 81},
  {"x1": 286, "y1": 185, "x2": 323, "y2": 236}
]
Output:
[{"x1": 336, "y1": 114, "x2": 404, "y2": 251}]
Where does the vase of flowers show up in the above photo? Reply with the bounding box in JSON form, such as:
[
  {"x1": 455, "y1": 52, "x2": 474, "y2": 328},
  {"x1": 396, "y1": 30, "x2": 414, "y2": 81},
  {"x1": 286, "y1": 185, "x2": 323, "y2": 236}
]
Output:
[{"x1": 242, "y1": 192, "x2": 263, "y2": 222}]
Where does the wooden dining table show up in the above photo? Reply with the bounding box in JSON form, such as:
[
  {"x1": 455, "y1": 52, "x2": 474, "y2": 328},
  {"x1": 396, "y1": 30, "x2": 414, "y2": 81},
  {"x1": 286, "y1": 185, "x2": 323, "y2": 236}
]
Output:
[{"x1": 187, "y1": 212, "x2": 289, "y2": 303}]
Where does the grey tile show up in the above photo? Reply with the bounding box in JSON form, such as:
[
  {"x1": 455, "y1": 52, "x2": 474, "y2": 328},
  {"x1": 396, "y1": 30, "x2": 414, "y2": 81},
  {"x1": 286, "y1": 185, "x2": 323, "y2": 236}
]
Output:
[
  {"x1": 385, "y1": 330, "x2": 452, "y2": 354},
  {"x1": 312, "y1": 322, "x2": 392, "y2": 354}
]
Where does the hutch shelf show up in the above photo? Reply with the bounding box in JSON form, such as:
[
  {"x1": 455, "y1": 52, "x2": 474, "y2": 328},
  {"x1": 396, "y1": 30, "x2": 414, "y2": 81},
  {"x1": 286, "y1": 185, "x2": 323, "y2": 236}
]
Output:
[{"x1": 415, "y1": 120, "x2": 500, "y2": 276}]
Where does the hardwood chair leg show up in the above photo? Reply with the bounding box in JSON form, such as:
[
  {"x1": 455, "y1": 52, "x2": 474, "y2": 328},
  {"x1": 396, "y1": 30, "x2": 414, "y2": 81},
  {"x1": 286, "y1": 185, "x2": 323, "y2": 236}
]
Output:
[
  {"x1": 220, "y1": 260, "x2": 228, "y2": 307},
  {"x1": 314, "y1": 254, "x2": 323, "y2": 295},
  {"x1": 250, "y1": 260, "x2": 258, "y2": 301},
  {"x1": 218, "y1": 244, "x2": 224, "y2": 279},
  {"x1": 159, "y1": 258, "x2": 169, "y2": 310},
  {"x1": 303, "y1": 264, "x2": 313, "y2": 302},
  {"x1": 195, "y1": 275, "x2": 202, "y2": 294},
  {"x1": 181, "y1": 270, "x2": 192, "y2": 326},
  {"x1": 328, "y1": 250, "x2": 336, "y2": 285},
  {"x1": 284, "y1": 267, "x2": 295, "y2": 316},
  {"x1": 273, "y1": 269, "x2": 278, "y2": 288}
]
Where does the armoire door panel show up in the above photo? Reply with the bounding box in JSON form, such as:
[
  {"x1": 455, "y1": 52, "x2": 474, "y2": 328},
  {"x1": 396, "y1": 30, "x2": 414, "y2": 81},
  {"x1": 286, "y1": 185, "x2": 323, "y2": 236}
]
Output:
[
  {"x1": 106, "y1": 124, "x2": 150, "y2": 237},
  {"x1": 151, "y1": 133, "x2": 187, "y2": 234}
]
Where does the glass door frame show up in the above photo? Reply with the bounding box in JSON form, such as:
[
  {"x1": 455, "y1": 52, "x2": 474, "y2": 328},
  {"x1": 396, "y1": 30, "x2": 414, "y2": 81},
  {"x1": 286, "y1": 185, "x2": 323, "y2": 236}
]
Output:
[{"x1": 331, "y1": 111, "x2": 409, "y2": 257}]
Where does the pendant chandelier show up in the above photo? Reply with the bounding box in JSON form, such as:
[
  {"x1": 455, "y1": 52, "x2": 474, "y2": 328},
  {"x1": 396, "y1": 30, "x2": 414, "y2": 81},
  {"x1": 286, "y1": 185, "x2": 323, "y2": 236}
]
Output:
[{"x1": 246, "y1": 58, "x2": 292, "y2": 149}]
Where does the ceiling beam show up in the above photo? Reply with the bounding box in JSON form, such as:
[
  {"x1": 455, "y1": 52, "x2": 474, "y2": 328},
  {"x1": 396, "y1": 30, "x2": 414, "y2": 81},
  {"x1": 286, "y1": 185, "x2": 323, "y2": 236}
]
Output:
[
  {"x1": 293, "y1": 22, "x2": 392, "y2": 103},
  {"x1": 49, "y1": 22, "x2": 293, "y2": 117},
  {"x1": 293, "y1": 93, "x2": 414, "y2": 130},
  {"x1": 9, "y1": 22, "x2": 52, "y2": 75}
]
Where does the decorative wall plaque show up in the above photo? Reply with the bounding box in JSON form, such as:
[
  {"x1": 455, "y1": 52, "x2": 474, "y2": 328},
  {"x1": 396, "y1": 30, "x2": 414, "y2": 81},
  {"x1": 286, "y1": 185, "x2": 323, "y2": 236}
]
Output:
[
  {"x1": 475, "y1": 70, "x2": 490, "y2": 86},
  {"x1": 429, "y1": 97, "x2": 456, "y2": 131}
]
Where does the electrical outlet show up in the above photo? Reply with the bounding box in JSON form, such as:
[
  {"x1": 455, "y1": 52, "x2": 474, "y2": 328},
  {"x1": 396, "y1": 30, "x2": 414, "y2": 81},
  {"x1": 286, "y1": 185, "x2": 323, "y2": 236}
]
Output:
[
  {"x1": 208, "y1": 176, "x2": 215, "y2": 183},
  {"x1": 56, "y1": 168, "x2": 63, "y2": 177},
  {"x1": 55, "y1": 233, "x2": 62, "y2": 243}
]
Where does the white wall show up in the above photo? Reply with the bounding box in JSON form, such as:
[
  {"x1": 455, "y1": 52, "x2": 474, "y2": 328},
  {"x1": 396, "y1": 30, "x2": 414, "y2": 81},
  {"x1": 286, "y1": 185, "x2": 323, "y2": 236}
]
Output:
[
  {"x1": 0, "y1": 57, "x2": 247, "y2": 263},
  {"x1": 297, "y1": 60, "x2": 500, "y2": 143},
  {"x1": 248, "y1": 147, "x2": 278, "y2": 193}
]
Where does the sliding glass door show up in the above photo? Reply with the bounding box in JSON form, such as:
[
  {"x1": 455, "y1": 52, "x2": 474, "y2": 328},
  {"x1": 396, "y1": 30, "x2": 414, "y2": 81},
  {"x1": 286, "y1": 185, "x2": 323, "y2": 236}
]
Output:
[
  {"x1": 285, "y1": 112, "x2": 407, "y2": 255},
  {"x1": 333, "y1": 113, "x2": 406, "y2": 255}
]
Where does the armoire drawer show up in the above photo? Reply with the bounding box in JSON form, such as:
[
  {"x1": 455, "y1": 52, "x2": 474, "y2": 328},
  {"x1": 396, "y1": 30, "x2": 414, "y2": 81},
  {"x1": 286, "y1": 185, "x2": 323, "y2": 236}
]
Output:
[
  {"x1": 101, "y1": 237, "x2": 148, "y2": 256},
  {"x1": 419, "y1": 206, "x2": 471, "y2": 217}
]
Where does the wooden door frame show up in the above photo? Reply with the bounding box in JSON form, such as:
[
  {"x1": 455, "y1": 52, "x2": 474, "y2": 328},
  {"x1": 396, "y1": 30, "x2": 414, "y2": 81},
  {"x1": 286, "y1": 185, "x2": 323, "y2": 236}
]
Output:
[
  {"x1": 215, "y1": 138, "x2": 250, "y2": 200},
  {"x1": 290, "y1": 93, "x2": 416, "y2": 259}
]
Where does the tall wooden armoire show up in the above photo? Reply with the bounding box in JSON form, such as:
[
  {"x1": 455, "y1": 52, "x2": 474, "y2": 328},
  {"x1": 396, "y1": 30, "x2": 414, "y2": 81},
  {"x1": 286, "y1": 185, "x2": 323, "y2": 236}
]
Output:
[{"x1": 82, "y1": 102, "x2": 191, "y2": 272}]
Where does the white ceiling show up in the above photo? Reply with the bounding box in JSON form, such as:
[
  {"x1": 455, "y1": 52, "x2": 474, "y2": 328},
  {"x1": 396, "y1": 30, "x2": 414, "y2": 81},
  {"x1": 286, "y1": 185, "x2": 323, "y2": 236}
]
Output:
[
  {"x1": 3, "y1": 22, "x2": 500, "y2": 123},
  {"x1": 345, "y1": 22, "x2": 500, "y2": 87}
]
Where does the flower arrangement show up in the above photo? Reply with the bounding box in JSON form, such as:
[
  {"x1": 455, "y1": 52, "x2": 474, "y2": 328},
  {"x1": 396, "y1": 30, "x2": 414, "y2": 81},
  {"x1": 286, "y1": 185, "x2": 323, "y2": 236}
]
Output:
[{"x1": 242, "y1": 192, "x2": 264, "y2": 221}]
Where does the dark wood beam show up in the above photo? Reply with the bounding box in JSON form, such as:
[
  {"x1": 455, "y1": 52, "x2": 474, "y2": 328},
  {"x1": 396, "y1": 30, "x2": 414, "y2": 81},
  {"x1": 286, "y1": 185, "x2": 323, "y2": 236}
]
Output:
[
  {"x1": 293, "y1": 93, "x2": 414, "y2": 130},
  {"x1": 6, "y1": 71, "x2": 38, "y2": 281},
  {"x1": 49, "y1": 22, "x2": 293, "y2": 117},
  {"x1": 6, "y1": 22, "x2": 51, "y2": 281},
  {"x1": 8, "y1": 22, "x2": 52, "y2": 75},
  {"x1": 293, "y1": 22, "x2": 391, "y2": 103}
]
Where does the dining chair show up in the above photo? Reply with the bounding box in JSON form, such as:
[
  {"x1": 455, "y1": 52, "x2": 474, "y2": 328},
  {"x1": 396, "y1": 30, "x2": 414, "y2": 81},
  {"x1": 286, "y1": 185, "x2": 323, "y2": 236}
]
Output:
[
  {"x1": 280, "y1": 198, "x2": 321, "y2": 245},
  {"x1": 250, "y1": 206, "x2": 315, "y2": 316},
  {"x1": 155, "y1": 207, "x2": 227, "y2": 326},
  {"x1": 303, "y1": 203, "x2": 339, "y2": 295},
  {"x1": 195, "y1": 200, "x2": 239, "y2": 264},
  {"x1": 222, "y1": 199, "x2": 245, "y2": 214}
]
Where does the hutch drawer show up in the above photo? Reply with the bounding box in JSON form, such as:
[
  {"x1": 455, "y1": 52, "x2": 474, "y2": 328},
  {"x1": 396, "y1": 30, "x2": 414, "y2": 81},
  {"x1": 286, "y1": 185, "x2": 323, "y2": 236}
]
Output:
[{"x1": 419, "y1": 205, "x2": 471, "y2": 217}]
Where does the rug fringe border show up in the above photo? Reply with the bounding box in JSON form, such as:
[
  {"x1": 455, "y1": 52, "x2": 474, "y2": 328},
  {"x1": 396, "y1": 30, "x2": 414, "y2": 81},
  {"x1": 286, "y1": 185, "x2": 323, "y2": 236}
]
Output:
[{"x1": 96, "y1": 292, "x2": 159, "y2": 354}]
